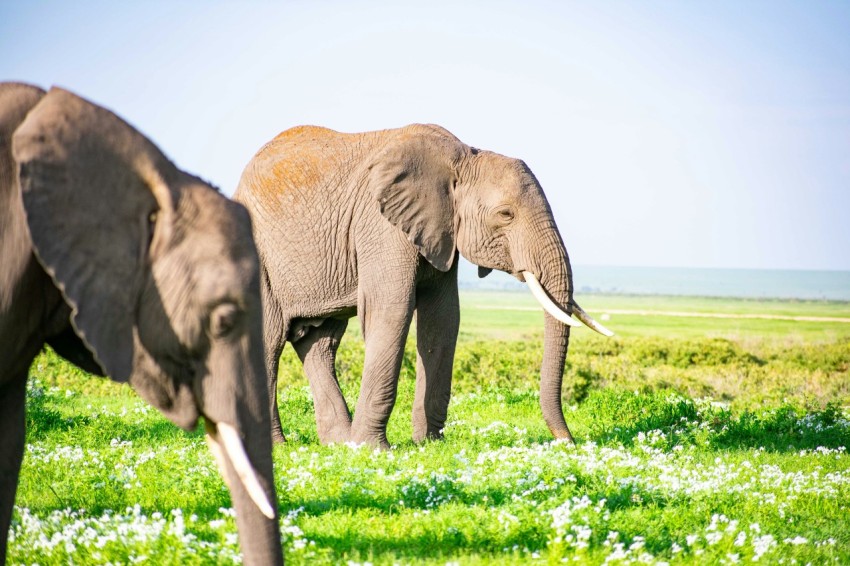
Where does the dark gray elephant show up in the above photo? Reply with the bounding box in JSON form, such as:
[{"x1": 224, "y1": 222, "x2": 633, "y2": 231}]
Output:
[
  {"x1": 235, "y1": 124, "x2": 612, "y2": 449},
  {"x1": 0, "y1": 84, "x2": 282, "y2": 565}
]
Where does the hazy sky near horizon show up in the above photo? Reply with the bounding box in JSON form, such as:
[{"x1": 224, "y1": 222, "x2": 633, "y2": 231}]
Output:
[{"x1": 2, "y1": 1, "x2": 848, "y2": 271}]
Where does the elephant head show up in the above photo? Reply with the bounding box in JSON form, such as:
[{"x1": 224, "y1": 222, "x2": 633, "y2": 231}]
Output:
[
  {"x1": 10, "y1": 86, "x2": 282, "y2": 564},
  {"x1": 369, "y1": 124, "x2": 612, "y2": 441}
]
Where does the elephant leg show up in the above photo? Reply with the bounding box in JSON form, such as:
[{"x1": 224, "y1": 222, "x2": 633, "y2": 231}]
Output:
[
  {"x1": 293, "y1": 318, "x2": 351, "y2": 444},
  {"x1": 412, "y1": 274, "x2": 459, "y2": 442},
  {"x1": 350, "y1": 297, "x2": 416, "y2": 449},
  {"x1": 261, "y1": 278, "x2": 288, "y2": 444},
  {"x1": 0, "y1": 372, "x2": 27, "y2": 561},
  {"x1": 266, "y1": 341, "x2": 287, "y2": 444}
]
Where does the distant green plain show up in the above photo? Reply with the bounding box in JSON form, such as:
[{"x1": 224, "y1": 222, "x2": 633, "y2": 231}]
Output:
[
  {"x1": 9, "y1": 292, "x2": 850, "y2": 564},
  {"x1": 457, "y1": 291, "x2": 850, "y2": 341}
]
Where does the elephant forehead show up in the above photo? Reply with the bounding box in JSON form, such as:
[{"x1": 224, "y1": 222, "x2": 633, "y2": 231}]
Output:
[
  {"x1": 471, "y1": 153, "x2": 529, "y2": 187},
  {"x1": 191, "y1": 258, "x2": 255, "y2": 303},
  {"x1": 150, "y1": 251, "x2": 253, "y2": 307}
]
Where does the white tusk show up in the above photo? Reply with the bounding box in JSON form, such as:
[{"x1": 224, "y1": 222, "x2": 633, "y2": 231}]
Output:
[
  {"x1": 522, "y1": 271, "x2": 615, "y2": 337},
  {"x1": 205, "y1": 422, "x2": 232, "y2": 490},
  {"x1": 570, "y1": 301, "x2": 615, "y2": 337},
  {"x1": 522, "y1": 271, "x2": 583, "y2": 328},
  {"x1": 213, "y1": 422, "x2": 276, "y2": 520}
]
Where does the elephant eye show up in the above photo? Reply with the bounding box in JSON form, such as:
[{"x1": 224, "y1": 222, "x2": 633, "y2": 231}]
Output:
[
  {"x1": 210, "y1": 303, "x2": 241, "y2": 339},
  {"x1": 146, "y1": 210, "x2": 158, "y2": 251},
  {"x1": 495, "y1": 207, "x2": 515, "y2": 223}
]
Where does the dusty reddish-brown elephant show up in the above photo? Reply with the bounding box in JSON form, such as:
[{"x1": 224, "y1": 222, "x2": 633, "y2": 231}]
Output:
[{"x1": 235, "y1": 124, "x2": 612, "y2": 449}]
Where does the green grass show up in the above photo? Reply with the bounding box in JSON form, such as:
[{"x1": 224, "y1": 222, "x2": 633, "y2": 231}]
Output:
[{"x1": 8, "y1": 293, "x2": 850, "y2": 564}]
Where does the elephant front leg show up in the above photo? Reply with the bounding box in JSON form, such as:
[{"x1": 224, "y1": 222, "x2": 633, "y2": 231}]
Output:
[
  {"x1": 349, "y1": 299, "x2": 415, "y2": 449},
  {"x1": 0, "y1": 373, "x2": 27, "y2": 562},
  {"x1": 413, "y1": 275, "x2": 460, "y2": 442},
  {"x1": 293, "y1": 318, "x2": 352, "y2": 444}
]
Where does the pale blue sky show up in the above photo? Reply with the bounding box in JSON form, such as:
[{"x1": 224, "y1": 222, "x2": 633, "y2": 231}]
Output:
[{"x1": 2, "y1": 1, "x2": 848, "y2": 271}]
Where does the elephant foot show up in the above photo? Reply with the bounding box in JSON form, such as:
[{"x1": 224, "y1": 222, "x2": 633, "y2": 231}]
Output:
[
  {"x1": 412, "y1": 428, "x2": 444, "y2": 444},
  {"x1": 271, "y1": 424, "x2": 287, "y2": 444},
  {"x1": 317, "y1": 421, "x2": 352, "y2": 445},
  {"x1": 349, "y1": 426, "x2": 391, "y2": 450}
]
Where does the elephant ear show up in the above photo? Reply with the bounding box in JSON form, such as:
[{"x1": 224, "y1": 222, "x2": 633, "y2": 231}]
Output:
[
  {"x1": 12, "y1": 87, "x2": 176, "y2": 381},
  {"x1": 368, "y1": 130, "x2": 462, "y2": 272}
]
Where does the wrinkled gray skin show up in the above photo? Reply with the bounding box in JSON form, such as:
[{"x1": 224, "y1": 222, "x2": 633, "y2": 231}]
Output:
[
  {"x1": 236, "y1": 124, "x2": 576, "y2": 449},
  {"x1": 0, "y1": 84, "x2": 282, "y2": 565}
]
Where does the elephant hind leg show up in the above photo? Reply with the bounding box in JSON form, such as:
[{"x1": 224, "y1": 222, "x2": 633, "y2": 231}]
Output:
[
  {"x1": 293, "y1": 318, "x2": 351, "y2": 444},
  {"x1": 267, "y1": 343, "x2": 287, "y2": 444},
  {"x1": 0, "y1": 372, "x2": 27, "y2": 562},
  {"x1": 261, "y1": 278, "x2": 288, "y2": 444}
]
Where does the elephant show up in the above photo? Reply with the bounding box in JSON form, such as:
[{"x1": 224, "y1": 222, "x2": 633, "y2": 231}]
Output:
[
  {"x1": 234, "y1": 123, "x2": 612, "y2": 449},
  {"x1": 0, "y1": 84, "x2": 282, "y2": 566}
]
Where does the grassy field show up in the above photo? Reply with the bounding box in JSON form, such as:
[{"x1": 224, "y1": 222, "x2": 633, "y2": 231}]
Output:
[{"x1": 8, "y1": 292, "x2": 850, "y2": 564}]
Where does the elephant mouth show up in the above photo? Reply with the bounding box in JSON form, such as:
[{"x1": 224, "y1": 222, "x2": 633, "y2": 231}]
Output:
[
  {"x1": 204, "y1": 418, "x2": 276, "y2": 519},
  {"x1": 129, "y1": 369, "x2": 203, "y2": 432}
]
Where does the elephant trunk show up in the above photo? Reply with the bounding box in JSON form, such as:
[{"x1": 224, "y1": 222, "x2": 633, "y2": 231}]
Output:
[
  {"x1": 200, "y1": 330, "x2": 283, "y2": 565},
  {"x1": 523, "y1": 234, "x2": 576, "y2": 443},
  {"x1": 540, "y1": 310, "x2": 574, "y2": 442}
]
